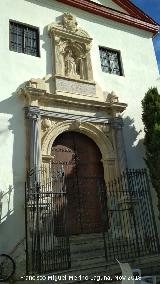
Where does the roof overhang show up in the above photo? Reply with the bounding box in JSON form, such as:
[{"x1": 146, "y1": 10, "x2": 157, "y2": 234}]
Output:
[
  {"x1": 113, "y1": 0, "x2": 156, "y2": 24},
  {"x1": 56, "y1": 0, "x2": 159, "y2": 36}
]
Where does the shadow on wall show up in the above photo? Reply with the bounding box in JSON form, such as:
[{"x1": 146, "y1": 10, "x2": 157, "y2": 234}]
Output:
[
  {"x1": 122, "y1": 116, "x2": 160, "y2": 235},
  {"x1": 0, "y1": 186, "x2": 13, "y2": 224},
  {"x1": 0, "y1": 87, "x2": 26, "y2": 257},
  {"x1": 123, "y1": 116, "x2": 145, "y2": 169},
  {"x1": 40, "y1": 25, "x2": 53, "y2": 76}
]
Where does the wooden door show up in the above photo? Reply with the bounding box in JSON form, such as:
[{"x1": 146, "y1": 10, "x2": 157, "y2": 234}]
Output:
[{"x1": 51, "y1": 131, "x2": 104, "y2": 235}]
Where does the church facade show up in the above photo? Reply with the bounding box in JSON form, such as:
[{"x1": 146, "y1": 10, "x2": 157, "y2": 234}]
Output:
[{"x1": 0, "y1": 0, "x2": 160, "y2": 279}]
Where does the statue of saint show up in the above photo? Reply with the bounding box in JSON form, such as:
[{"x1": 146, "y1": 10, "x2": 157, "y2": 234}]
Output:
[{"x1": 65, "y1": 50, "x2": 79, "y2": 78}]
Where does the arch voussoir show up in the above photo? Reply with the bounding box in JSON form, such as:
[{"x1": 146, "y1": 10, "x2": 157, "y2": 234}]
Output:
[{"x1": 41, "y1": 120, "x2": 117, "y2": 182}]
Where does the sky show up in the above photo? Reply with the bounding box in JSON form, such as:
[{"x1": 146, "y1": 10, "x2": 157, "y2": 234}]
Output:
[{"x1": 131, "y1": 0, "x2": 160, "y2": 71}]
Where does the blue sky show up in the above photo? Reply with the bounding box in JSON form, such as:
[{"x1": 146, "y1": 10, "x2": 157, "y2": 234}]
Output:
[{"x1": 131, "y1": 0, "x2": 160, "y2": 71}]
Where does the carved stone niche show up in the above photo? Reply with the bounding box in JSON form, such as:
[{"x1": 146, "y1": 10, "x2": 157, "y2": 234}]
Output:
[{"x1": 48, "y1": 13, "x2": 96, "y2": 97}]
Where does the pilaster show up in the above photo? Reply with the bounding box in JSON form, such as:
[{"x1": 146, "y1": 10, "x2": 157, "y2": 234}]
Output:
[
  {"x1": 25, "y1": 106, "x2": 41, "y2": 180},
  {"x1": 112, "y1": 117, "x2": 128, "y2": 173}
]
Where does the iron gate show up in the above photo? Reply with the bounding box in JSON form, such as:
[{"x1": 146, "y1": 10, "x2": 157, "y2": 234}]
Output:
[
  {"x1": 25, "y1": 167, "x2": 160, "y2": 274},
  {"x1": 99, "y1": 168, "x2": 160, "y2": 263},
  {"x1": 25, "y1": 167, "x2": 71, "y2": 274}
]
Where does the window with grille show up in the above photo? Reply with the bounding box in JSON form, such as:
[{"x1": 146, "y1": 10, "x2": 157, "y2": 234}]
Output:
[
  {"x1": 99, "y1": 47, "x2": 123, "y2": 76},
  {"x1": 9, "y1": 21, "x2": 40, "y2": 57}
]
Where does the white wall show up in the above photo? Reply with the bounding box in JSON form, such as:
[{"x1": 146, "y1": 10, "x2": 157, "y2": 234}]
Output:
[
  {"x1": 89, "y1": 0, "x2": 128, "y2": 13},
  {"x1": 0, "y1": 0, "x2": 159, "y2": 250}
]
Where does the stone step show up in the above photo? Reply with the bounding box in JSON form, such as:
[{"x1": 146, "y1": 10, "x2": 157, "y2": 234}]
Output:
[
  {"x1": 71, "y1": 255, "x2": 106, "y2": 269},
  {"x1": 70, "y1": 243, "x2": 104, "y2": 254},
  {"x1": 70, "y1": 233, "x2": 103, "y2": 243},
  {"x1": 71, "y1": 249, "x2": 105, "y2": 260},
  {"x1": 41, "y1": 255, "x2": 106, "y2": 271},
  {"x1": 69, "y1": 234, "x2": 107, "y2": 273}
]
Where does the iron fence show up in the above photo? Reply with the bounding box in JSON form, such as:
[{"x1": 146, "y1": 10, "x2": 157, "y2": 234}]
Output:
[
  {"x1": 25, "y1": 167, "x2": 71, "y2": 274},
  {"x1": 25, "y1": 167, "x2": 160, "y2": 274},
  {"x1": 99, "y1": 168, "x2": 160, "y2": 263}
]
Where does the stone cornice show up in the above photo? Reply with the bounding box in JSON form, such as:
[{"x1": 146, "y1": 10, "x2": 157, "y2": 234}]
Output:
[
  {"x1": 19, "y1": 86, "x2": 127, "y2": 114},
  {"x1": 56, "y1": 0, "x2": 159, "y2": 35}
]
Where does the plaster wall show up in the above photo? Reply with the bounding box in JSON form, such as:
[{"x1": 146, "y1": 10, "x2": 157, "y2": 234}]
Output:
[
  {"x1": 91, "y1": 0, "x2": 129, "y2": 14},
  {"x1": 0, "y1": 0, "x2": 160, "y2": 253}
]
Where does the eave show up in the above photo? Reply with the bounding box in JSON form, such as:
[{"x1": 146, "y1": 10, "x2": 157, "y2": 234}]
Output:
[
  {"x1": 56, "y1": 0, "x2": 159, "y2": 35},
  {"x1": 113, "y1": 0, "x2": 156, "y2": 24}
]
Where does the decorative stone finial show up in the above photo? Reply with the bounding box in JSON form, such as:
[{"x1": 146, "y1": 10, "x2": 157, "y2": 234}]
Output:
[
  {"x1": 63, "y1": 13, "x2": 78, "y2": 33},
  {"x1": 106, "y1": 91, "x2": 119, "y2": 103},
  {"x1": 27, "y1": 78, "x2": 46, "y2": 90}
]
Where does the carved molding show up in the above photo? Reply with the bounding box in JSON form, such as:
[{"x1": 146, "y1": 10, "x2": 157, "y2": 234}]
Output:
[
  {"x1": 19, "y1": 86, "x2": 127, "y2": 115},
  {"x1": 42, "y1": 120, "x2": 115, "y2": 158}
]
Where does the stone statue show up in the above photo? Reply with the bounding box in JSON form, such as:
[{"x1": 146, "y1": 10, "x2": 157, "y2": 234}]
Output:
[{"x1": 65, "y1": 50, "x2": 79, "y2": 78}]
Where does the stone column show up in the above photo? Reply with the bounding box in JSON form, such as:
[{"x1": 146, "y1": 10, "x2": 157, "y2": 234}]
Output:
[
  {"x1": 113, "y1": 117, "x2": 127, "y2": 173},
  {"x1": 25, "y1": 106, "x2": 41, "y2": 182},
  {"x1": 112, "y1": 118, "x2": 131, "y2": 239},
  {"x1": 86, "y1": 53, "x2": 94, "y2": 81},
  {"x1": 102, "y1": 158, "x2": 116, "y2": 183}
]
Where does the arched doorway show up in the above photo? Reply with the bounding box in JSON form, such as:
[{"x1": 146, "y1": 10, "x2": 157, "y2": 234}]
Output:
[{"x1": 51, "y1": 131, "x2": 105, "y2": 235}]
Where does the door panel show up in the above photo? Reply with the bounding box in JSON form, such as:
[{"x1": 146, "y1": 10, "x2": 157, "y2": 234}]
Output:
[{"x1": 52, "y1": 131, "x2": 105, "y2": 235}]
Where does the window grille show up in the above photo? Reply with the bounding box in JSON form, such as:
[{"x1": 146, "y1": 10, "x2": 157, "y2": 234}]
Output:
[
  {"x1": 9, "y1": 21, "x2": 40, "y2": 57},
  {"x1": 99, "y1": 47, "x2": 123, "y2": 76}
]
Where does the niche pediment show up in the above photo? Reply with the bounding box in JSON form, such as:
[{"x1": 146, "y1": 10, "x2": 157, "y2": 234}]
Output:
[
  {"x1": 48, "y1": 13, "x2": 96, "y2": 97},
  {"x1": 48, "y1": 13, "x2": 91, "y2": 39}
]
